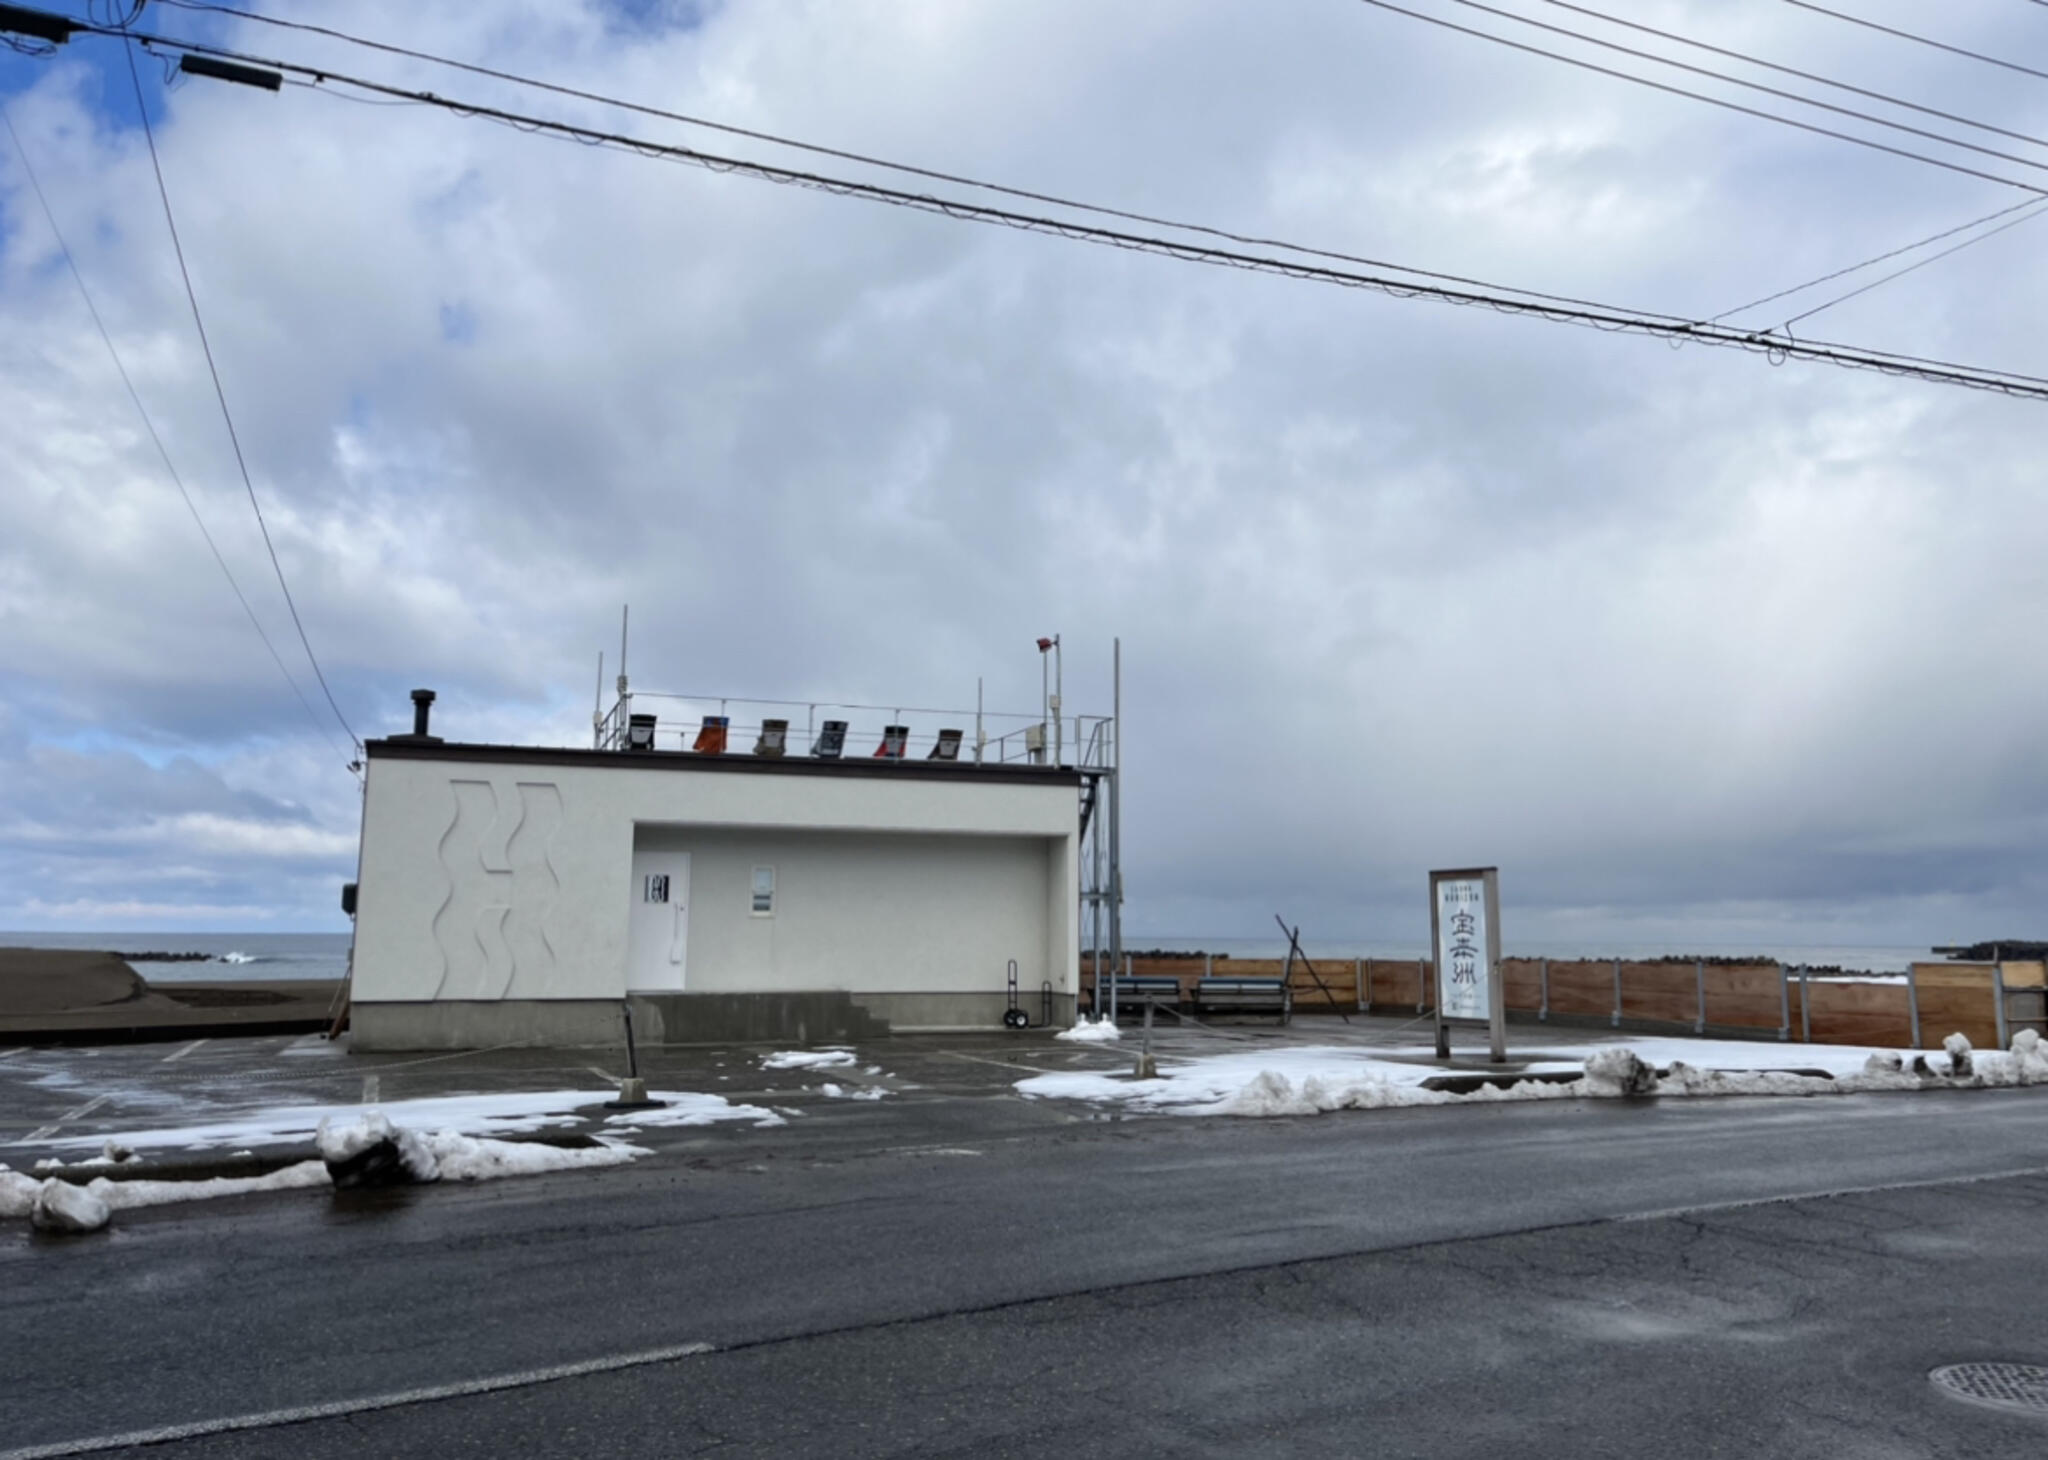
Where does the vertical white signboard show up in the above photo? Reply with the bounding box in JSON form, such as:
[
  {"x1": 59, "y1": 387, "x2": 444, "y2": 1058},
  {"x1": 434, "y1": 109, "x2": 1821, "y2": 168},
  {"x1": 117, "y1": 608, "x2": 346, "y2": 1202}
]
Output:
[
  {"x1": 1429, "y1": 867, "x2": 1505, "y2": 1063},
  {"x1": 1435, "y1": 877, "x2": 1490, "y2": 1021}
]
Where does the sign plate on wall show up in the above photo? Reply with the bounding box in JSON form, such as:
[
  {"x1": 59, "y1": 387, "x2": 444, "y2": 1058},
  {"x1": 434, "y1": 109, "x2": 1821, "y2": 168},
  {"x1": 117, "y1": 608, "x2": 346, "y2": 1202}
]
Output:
[{"x1": 1430, "y1": 866, "x2": 1504, "y2": 1062}]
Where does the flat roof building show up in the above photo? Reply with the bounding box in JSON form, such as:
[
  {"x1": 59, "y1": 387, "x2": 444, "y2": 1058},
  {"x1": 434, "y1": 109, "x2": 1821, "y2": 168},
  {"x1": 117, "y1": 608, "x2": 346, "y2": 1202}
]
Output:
[{"x1": 348, "y1": 697, "x2": 1097, "y2": 1051}]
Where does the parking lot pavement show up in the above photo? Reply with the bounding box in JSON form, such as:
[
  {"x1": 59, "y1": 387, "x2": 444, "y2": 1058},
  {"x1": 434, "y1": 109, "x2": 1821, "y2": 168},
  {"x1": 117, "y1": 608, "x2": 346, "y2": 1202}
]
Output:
[{"x1": 0, "y1": 1014, "x2": 1734, "y2": 1172}]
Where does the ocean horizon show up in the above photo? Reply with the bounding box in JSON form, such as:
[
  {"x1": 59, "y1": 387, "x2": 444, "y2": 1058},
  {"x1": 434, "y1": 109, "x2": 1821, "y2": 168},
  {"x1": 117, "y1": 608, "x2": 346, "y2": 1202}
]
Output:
[{"x1": 0, "y1": 929, "x2": 1962, "y2": 981}]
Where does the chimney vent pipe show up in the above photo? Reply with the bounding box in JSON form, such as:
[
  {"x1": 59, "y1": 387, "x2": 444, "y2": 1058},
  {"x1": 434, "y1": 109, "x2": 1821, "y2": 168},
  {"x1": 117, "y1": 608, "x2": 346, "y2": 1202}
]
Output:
[{"x1": 411, "y1": 688, "x2": 436, "y2": 738}]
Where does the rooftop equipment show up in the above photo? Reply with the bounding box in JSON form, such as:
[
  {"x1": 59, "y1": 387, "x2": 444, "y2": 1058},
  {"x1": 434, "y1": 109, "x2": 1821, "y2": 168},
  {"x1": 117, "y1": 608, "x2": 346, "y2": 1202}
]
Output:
[
  {"x1": 873, "y1": 725, "x2": 909, "y2": 759},
  {"x1": 754, "y1": 718, "x2": 789, "y2": 757},
  {"x1": 692, "y1": 715, "x2": 729, "y2": 755},
  {"x1": 626, "y1": 713, "x2": 658, "y2": 751},
  {"x1": 391, "y1": 688, "x2": 443, "y2": 745},
  {"x1": 929, "y1": 729, "x2": 964, "y2": 761},
  {"x1": 811, "y1": 720, "x2": 848, "y2": 759}
]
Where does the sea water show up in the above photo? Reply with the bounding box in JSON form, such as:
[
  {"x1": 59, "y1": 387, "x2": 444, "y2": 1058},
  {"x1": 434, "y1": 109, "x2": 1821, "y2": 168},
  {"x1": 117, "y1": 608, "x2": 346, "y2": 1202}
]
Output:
[
  {"x1": 1116, "y1": 937, "x2": 1934, "y2": 974},
  {"x1": 0, "y1": 931, "x2": 352, "y2": 982}
]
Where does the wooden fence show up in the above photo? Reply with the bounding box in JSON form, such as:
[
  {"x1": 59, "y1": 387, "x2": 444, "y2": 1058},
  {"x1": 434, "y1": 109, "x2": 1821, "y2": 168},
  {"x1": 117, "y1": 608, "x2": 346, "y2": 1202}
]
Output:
[{"x1": 1095, "y1": 955, "x2": 2048, "y2": 1051}]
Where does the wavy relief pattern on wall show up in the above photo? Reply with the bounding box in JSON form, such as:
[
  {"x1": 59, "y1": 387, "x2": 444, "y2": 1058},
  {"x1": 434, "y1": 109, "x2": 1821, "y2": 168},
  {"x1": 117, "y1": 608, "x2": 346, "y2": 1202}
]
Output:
[{"x1": 426, "y1": 777, "x2": 565, "y2": 1000}]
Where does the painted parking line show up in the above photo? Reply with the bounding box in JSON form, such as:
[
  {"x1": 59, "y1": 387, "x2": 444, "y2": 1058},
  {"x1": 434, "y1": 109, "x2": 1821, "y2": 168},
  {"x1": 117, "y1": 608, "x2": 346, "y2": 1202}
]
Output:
[
  {"x1": 0, "y1": 1340, "x2": 717, "y2": 1460},
  {"x1": 20, "y1": 1094, "x2": 113, "y2": 1144},
  {"x1": 160, "y1": 1039, "x2": 208, "y2": 1064}
]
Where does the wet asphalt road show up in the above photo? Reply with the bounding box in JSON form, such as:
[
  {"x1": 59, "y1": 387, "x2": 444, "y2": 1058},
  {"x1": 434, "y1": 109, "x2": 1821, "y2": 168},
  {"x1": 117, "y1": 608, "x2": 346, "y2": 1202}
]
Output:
[{"x1": 6, "y1": 1067, "x2": 2048, "y2": 1459}]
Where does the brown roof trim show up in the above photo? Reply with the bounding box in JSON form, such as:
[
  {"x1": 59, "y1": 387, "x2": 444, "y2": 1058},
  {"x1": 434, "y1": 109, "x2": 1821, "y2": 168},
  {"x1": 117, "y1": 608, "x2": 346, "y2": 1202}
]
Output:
[{"x1": 365, "y1": 738, "x2": 1088, "y2": 786}]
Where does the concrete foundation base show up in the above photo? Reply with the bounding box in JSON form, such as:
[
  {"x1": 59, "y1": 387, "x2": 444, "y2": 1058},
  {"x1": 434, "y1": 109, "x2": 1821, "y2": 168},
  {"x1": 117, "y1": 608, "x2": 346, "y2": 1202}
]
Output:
[
  {"x1": 350, "y1": 990, "x2": 1080, "y2": 1051},
  {"x1": 853, "y1": 990, "x2": 1077, "y2": 1033}
]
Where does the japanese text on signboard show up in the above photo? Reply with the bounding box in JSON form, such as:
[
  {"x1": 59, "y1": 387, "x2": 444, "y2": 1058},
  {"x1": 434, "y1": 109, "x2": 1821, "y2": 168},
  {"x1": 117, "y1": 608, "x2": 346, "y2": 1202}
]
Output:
[{"x1": 1435, "y1": 877, "x2": 1489, "y2": 1021}]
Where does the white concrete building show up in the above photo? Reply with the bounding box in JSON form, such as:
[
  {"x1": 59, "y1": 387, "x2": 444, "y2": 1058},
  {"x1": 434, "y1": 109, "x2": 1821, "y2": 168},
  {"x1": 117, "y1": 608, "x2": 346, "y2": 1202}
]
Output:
[{"x1": 348, "y1": 706, "x2": 1087, "y2": 1050}]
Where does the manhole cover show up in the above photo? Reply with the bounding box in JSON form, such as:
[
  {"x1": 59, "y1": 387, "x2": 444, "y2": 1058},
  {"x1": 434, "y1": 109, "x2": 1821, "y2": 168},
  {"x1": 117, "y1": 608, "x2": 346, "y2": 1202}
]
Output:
[{"x1": 1930, "y1": 1363, "x2": 2048, "y2": 1416}]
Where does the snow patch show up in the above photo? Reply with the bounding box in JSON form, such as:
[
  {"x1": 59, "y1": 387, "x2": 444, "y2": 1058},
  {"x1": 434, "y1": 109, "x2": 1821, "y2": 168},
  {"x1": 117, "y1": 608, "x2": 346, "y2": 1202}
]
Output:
[
  {"x1": 34, "y1": 1088, "x2": 616, "y2": 1153},
  {"x1": 600, "y1": 1092, "x2": 784, "y2": 1129},
  {"x1": 818, "y1": 1083, "x2": 888, "y2": 1101},
  {"x1": 90, "y1": 1162, "x2": 332, "y2": 1211},
  {"x1": 761, "y1": 1050, "x2": 858, "y2": 1070},
  {"x1": 1056, "y1": 1016, "x2": 1121, "y2": 1044}
]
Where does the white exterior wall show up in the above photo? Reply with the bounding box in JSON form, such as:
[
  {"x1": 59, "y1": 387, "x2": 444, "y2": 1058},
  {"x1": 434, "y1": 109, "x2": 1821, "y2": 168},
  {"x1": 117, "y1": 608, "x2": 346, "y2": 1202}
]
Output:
[
  {"x1": 638, "y1": 827, "x2": 1050, "y2": 994},
  {"x1": 352, "y1": 750, "x2": 1080, "y2": 1005}
]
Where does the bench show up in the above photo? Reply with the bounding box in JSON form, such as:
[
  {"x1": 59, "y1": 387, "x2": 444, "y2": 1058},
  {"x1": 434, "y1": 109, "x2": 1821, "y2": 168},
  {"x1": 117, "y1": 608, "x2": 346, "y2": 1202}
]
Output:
[
  {"x1": 1091, "y1": 975, "x2": 1183, "y2": 1016},
  {"x1": 1192, "y1": 977, "x2": 1292, "y2": 1023}
]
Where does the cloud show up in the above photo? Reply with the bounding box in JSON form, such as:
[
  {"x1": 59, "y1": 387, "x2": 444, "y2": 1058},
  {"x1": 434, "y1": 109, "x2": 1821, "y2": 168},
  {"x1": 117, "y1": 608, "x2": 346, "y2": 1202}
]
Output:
[{"x1": 2, "y1": 1, "x2": 2045, "y2": 946}]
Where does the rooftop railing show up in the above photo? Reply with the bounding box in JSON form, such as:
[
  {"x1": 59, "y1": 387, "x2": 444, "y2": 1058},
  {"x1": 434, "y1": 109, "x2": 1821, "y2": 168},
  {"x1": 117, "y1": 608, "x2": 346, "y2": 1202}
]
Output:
[{"x1": 594, "y1": 690, "x2": 1113, "y2": 769}]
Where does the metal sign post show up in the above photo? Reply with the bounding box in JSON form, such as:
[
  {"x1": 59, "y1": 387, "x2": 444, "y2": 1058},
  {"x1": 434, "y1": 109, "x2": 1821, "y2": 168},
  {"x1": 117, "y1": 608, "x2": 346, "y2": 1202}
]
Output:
[{"x1": 1429, "y1": 867, "x2": 1505, "y2": 1064}]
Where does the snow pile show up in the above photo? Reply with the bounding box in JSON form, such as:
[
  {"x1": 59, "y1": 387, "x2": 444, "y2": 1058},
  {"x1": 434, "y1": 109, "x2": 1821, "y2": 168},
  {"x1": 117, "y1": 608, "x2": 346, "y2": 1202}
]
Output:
[
  {"x1": 0, "y1": 1165, "x2": 39, "y2": 1219},
  {"x1": 316, "y1": 1111, "x2": 647, "y2": 1184},
  {"x1": 412, "y1": 1132, "x2": 643, "y2": 1182},
  {"x1": 1018, "y1": 1046, "x2": 1472, "y2": 1116},
  {"x1": 1056, "y1": 1016, "x2": 1121, "y2": 1044},
  {"x1": 32, "y1": 1179, "x2": 109, "y2": 1235},
  {"x1": 1016, "y1": 1030, "x2": 2048, "y2": 1119},
  {"x1": 1582, "y1": 1048, "x2": 1659, "y2": 1096},
  {"x1": 317, "y1": 1109, "x2": 438, "y2": 1183},
  {"x1": 761, "y1": 1050, "x2": 857, "y2": 1070}
]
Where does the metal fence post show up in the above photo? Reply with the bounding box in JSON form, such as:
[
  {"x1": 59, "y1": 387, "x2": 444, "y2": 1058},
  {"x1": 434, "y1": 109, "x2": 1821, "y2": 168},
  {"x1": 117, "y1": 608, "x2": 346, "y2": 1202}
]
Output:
[
  {"x1": 1694, "y1": 958, "x2": 1707, "y2": 1035},
  {"x1": 1204, "y1": 952, "x2": 1212, "y2": 979},
  {"x1": 1611, "y1": 957, "x2": 1623, "y2": 1028},
  {"x1": 1418, "y1": 958, "x2": 1428, "y2": 1014},
  {"x1": 1354, "y1": 957, "x2": 1364, "y2": 1011},
  {"x1": 1364, "y1": 956, "x2": 1374, "y2": 1012},
  {"x1": 1539, "y1": 958, "x2": 1550, "y2": 1022},
  {"x1": 1907, "y1": 962, "x2": 1922, "y2": 1048},
  {"x1": 1993, "y1": 961, "x2": 2010, "y2": 1051},
  {"x1": 1777, "y1": 961, "x2": 1790, "y2": 1041},
  {"x1": 1799, "y1": 963, "x2": 1812, "y2": 1043}
]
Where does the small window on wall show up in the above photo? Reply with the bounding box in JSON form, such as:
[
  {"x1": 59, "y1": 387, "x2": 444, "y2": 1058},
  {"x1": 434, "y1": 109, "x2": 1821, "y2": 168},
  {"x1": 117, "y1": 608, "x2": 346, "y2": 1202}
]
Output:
[{"x1": 750, "y1": 866, "x2": 776, "y2": 916}]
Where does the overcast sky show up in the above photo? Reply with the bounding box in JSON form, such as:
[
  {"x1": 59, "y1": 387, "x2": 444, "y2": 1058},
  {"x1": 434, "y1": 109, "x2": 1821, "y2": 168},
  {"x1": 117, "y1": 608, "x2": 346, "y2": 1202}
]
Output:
[{"x1": 2, "y1": 0, "x2": 2044, "y2": 951}]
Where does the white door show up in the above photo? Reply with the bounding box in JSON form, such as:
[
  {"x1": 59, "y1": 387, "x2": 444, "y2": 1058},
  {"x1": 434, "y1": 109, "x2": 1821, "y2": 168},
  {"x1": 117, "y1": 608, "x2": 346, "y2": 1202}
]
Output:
[{"x1": 627, "y1": 851, "x2": 690, "y2": 992}]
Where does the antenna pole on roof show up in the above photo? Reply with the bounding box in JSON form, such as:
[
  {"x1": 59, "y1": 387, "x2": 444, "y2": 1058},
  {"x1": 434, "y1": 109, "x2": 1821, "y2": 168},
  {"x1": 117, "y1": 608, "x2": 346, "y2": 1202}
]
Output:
[
  {"x1": 1109, "y1": 636, "x2": 1122, "y2": 1021},
  {"x1": 593, "y1": 651, "x2": 604, "y2": 749},
  {"x1": 1053, "y1": 636, "x2": 1063, "y2": 767},
  {"x1": 975, "y1": 677, "x2": 985, "y2": 765},
  {"x1": 616, "y1": 604, "x2": 631, "y2": 750}
]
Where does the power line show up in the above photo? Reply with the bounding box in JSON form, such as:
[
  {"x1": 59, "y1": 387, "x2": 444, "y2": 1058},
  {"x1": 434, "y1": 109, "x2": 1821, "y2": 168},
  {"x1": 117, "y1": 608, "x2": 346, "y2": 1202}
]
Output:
[
  {"x1": 0, "y1": 100, "x2": 351, "y2": 769},
  {"x1": 1351, "y1": 0, "x2": 2048, "y2": 197},
  {"x1": 67, "y1": 17, "x2": 2048, "y2": 401},
  {"x1": 1780, "y1": 1, "x2": 2048, "y2": 83},
  {"x1": 1480, "y1": 2, "x2": 2048, "y2": 327},
  {"x1": 1432, "y1": 0, "x2": 2048, "y2": 180},
  {"x1": 116, "y1": 33, "x2": 362, "y2": 757},
  {"x1": 140, "y1": 0, "x2": 2048, "y2": 374},
  {"x1": 1783, "y1": 200, "x2": 2048, "y2": 326},
  {"x1": 142, "y1": 0, "x2": 1656, "y2": 319},
  {"x1": 1713, "y1": 194, "x2": 2048, "y2": 322},
  {"x1": 1526, "y1": 0, "x2": 2048, "y2": 150},
  {"x1": 27, "y1": 5, "x2": 2048, "y2": 400}
]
